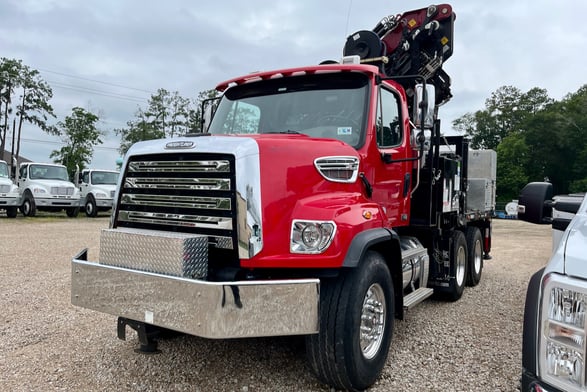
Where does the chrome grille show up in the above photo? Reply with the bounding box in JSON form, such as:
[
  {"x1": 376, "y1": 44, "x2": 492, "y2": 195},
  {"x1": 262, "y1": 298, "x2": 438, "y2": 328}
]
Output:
[
  {"x1": 0, "y1": 185, "x2": 10, "y2": 193},
  {"x1": 50, "y1": 186, "x2": 74, "y2": 196},
  {"x1": 115, "y1": 154, "x2": 236, "y2": 251}
]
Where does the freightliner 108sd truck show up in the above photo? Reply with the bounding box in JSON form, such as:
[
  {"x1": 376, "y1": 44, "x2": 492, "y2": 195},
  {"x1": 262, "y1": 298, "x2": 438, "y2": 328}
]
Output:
[{"x1": 71, "y1": 4, "x2": 496, "y2": 390}]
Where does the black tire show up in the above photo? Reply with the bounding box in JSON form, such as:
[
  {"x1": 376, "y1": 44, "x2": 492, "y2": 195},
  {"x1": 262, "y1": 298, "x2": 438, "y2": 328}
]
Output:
[
  {"x1": 21, "y1": 193, "x2": 36, "y2": 217},
  {"x1": 6, "y1": 207, "x2": 17, "y2": 218},
  {"x1": 66, "y1": 206, "x2": 80, "y2": 218},
  {"x1": 447, "y1": 230, "x2": 468, "y2": 301},
  {"x1": 466, "y1": 227, "x2": 483, "y2": 286},
  {"x1": 84, "y1": 195, "x2": 98, "y2": 217},
  {"x1": 306, "y1": 251, "x2": 394, "y2": 391}
]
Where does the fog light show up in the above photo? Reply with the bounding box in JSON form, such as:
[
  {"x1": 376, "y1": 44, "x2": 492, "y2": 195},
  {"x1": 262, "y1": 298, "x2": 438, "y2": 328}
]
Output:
[{"x1": 546, "y1": 341, "x2": 583, "y2": 384}]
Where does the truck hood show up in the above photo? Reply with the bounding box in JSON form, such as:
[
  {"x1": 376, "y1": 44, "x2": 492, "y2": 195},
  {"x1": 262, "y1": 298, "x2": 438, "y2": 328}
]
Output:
[
  {"x1": 252, "y1": 134, "x2": 363, "y2": 257},
  {"x1": 31, "y1": 179, "x2": 76, "y2": 189},
  {"x1": 90, "y1": 184, "x2": 116, "y2": 194},
  {"x1": 0, "y1": 177, "x2": 14, "y2": 186},
  {"x1": 563, "y1": 211, "x2": 587, "y2": 278}
]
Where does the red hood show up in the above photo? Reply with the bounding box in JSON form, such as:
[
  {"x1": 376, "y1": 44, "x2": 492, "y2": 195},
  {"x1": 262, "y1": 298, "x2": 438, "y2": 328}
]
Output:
[{"x1": 251, "y1": 134, "x2": 362, "y2": 258}]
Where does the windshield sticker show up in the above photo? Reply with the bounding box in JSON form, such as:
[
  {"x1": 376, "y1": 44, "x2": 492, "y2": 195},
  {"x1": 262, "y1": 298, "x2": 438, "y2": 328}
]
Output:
[{"x1": 337, "y1": 127, "x2": 352, "y2": 135}]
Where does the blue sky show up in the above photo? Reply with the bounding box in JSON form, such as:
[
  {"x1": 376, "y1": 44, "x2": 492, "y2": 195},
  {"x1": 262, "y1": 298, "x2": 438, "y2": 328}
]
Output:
[{"x1": 1, "y1": 0, "x2": 586, "y2": 169}]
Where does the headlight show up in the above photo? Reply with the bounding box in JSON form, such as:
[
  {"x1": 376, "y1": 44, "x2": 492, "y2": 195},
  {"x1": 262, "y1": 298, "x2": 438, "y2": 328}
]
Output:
[
  {"x1": 540, "y1": 273, "x2": 587, "y2": 390},
  {"x1": 290, "y1": 220, "x2": 336, "y2": 254},
  {"x1": 33, "y1": 187, "x2": 47, "y2": 194},
  {"x1": 95, "y1": 192, "x2": 108, "y2": 199}
]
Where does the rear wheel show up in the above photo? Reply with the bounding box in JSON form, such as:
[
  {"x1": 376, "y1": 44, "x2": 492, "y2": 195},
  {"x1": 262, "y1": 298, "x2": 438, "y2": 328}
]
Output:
[
  {"x1": 466, "y1": 227, "x2": 483, "y2": 286},
  {"x1": 306, "y1": 251, "x2": 394, "y2": 391},
  {"x1": 6, "y1": 207, "x2": 17, "y2": 218},
  {"x1": 66, "y1": 206, "x2": 80, "y2": 218},
  {"x1": 447, "y1": 230, "x2": 468, "y2": 301},
  {"x1": 21, "y1": 193, "x2": 36, "y2": 217},
  {"x1": 84, "y1": 195, "x2": 97, "y2": 217}
]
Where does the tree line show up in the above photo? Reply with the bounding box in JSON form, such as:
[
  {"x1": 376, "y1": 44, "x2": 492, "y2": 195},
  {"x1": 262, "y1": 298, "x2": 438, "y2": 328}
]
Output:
[
  {"x1": 453, "y1": 84, "x2": 587, "y2": 203},
  {"x1": 0, "y1": 57, "x2": 218, "y2": 176}
]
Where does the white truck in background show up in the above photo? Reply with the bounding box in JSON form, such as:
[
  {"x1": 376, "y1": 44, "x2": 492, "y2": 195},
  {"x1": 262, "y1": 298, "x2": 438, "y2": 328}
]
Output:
[
  {"x1": 75, "y1": 168, "x2": 119, "y2": 217},
  {"x1": 17, "y1": 162, "x2": 81, "y2": 217},
  {"x1": 0, "y1": 159, "x2": 20, "y2": 218}
]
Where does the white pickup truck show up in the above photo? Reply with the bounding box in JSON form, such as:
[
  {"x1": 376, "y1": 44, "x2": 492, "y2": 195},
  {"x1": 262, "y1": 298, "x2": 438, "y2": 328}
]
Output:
[
  {"x1": 75, "y1": 168, "x2": 119, "y2": 217},
  {"x1": 0, "y1": 159, "x2": 20, "y2": 218},
  {"x1": 17, "y1": 162, "x2": 81, "y2": 217},
  {"x1": 518, "y1": 182, "x2": 587, "y2": 392}
]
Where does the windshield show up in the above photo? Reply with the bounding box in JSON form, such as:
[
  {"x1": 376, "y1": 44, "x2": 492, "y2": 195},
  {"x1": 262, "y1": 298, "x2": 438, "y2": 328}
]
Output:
[
  {"x1": 91, "y1": 171, "x2": 119, "y2": 185},
  {"x1": 30, "y1": 164, "x2": 69, "y2": 181},
  {"x1": 209, "y1": 72, "x2": 370, "y2": 148},
  {"x1": 0, "y1": 162, "x2": 8, "y2": 178}
]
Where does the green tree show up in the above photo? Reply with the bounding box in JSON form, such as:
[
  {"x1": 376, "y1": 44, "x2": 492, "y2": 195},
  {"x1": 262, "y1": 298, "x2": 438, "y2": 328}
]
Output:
[
  {"x1": 0, "y1": 58, "x2": 57, "y2": 162},
  {"x1": 453, "y1": 86, "x2": 552, "y2": 150},
  {"x1": 50, "y1": 107, "x2": 102, "y2": 176},
  {"x1": 114, "y1": 107, "x2": 165, "y2": 156},
  {"x1": 115, "y1": 88, "x2": 221, "y2": 155},
  {"x1": 457, "y1": 84, "x2": 587, "y2": 199},
  {"x1": 496, "y1": 133, "x2": 529, "y2": 202}
]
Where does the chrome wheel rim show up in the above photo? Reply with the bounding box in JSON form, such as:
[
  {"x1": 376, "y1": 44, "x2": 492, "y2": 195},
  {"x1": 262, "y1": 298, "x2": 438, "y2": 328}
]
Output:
[
  {"x1": 456, "y1": 245, "x2": 466, "y2": 286},
  {"x1": 473, "y1": 240, "x2": 482, "y2": 274},
  {"x1": 23, "y1": 200, "x2": 31, "y2": 215},
  {"x1": 360, "y1": 283, "x2": 386, "y2": 359}
]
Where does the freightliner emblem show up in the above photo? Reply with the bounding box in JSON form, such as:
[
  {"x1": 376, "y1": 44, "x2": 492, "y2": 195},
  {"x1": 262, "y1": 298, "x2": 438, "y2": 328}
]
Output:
[{"x1": 165, "y1": 141, "x2": 195, "y2": 149}]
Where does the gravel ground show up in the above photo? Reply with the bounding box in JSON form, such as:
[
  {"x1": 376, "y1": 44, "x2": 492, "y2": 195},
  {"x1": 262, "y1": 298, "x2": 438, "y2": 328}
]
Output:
[{"x1": 0, "y1": 214, "x2": 551, "y2": 391}]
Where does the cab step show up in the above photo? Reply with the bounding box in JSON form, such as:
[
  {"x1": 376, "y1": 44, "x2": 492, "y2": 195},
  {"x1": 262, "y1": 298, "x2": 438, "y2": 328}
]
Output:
[{"x1": 403, "y1": 287, "x2": 434, "y2": 310}]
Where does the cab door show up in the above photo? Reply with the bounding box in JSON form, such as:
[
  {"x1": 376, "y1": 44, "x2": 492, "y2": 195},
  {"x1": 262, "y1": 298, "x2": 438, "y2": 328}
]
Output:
[{"x1": 370, "y1": 86, "x2": 412, "y2": 228}]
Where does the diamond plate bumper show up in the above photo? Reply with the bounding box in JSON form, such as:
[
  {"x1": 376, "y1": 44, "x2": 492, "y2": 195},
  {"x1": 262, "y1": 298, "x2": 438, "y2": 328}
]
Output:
[
  {"x1": 71, "y1": 249, "x2": 320, "y2": 339},
  {"x1": 99, "y1": 228, "x2": 208, "y2": 278}
]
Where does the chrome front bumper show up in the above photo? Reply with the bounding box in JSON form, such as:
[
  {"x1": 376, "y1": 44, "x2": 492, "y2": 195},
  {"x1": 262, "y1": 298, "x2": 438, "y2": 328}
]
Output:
[{"x1": 71, "y1": 250, "x2": 319, "y2": 339}]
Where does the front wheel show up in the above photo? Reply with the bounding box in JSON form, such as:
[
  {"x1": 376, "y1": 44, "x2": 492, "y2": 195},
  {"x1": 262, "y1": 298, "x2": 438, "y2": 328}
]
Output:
[
  {"x1": 21, "y1": 193, "x2": 36, "y2": 217},
  {"x1": 306, "y1": 251, "x2": 394, "y2": 391},
  {"x1": 84, "y1": 195, "x2": 97, "y2": 217}
]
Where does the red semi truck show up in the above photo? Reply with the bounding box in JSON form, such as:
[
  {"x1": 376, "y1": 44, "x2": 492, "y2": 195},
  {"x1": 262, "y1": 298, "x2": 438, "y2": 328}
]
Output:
[{"x1": 71, "y1": 4, "x2": 495, "y2": 390}]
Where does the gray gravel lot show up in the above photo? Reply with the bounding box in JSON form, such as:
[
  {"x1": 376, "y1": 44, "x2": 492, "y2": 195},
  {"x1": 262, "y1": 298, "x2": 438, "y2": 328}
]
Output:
[{"x1": 0, "y1": 215, "x2": 551, "y2": 391}]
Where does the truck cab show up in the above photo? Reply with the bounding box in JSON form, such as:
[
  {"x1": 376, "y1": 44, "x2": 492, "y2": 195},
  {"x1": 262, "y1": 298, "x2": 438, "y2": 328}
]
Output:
[
  {"x1": 75, "y1": 168, "x2": 119, "y2": 217},
  {"x1": 17, "y1": 162, "x2": 81, "y2": 217},
  {"x1": 518, "y1": 182, "x2": 587, "y2": 391},
  {"x1": 0, "y1": 159, "x2": 20, "y2": 218}
]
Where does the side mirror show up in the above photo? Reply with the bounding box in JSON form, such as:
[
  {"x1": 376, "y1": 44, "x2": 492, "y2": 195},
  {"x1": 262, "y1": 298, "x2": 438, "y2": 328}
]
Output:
[
  {"x1": 517, "y1": 182, "x2": 553, "y2": 224},
  {"x1": 201, "y1": 97, "x2": 220, "y2": 133},
  {"x1": 11, "y1": 157, "x2": 17, "y2": 180},
  {"x1": 413, "y1": 84, "x2": 435, "y2": 130},
  {"x1": 75, "y1": 165, "x2": 80, "y2": 185}
]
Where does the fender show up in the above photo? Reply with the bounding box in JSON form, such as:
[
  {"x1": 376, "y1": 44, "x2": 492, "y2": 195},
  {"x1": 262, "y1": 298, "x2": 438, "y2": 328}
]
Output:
[
  {"x1": 343, "y1": 227, "x2": 404, "y2": 318},
  {"x1": 521, "y1": 267, "x2": 545, "y2": 390},
  {"x1": 342, "y1": 227, "x2": 399, "y2": 267}
]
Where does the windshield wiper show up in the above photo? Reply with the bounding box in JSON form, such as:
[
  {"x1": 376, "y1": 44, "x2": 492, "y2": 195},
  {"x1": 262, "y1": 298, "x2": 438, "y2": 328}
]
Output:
[{"x1": 266, "y1": 130, "x2": 302, "y2": 134}]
